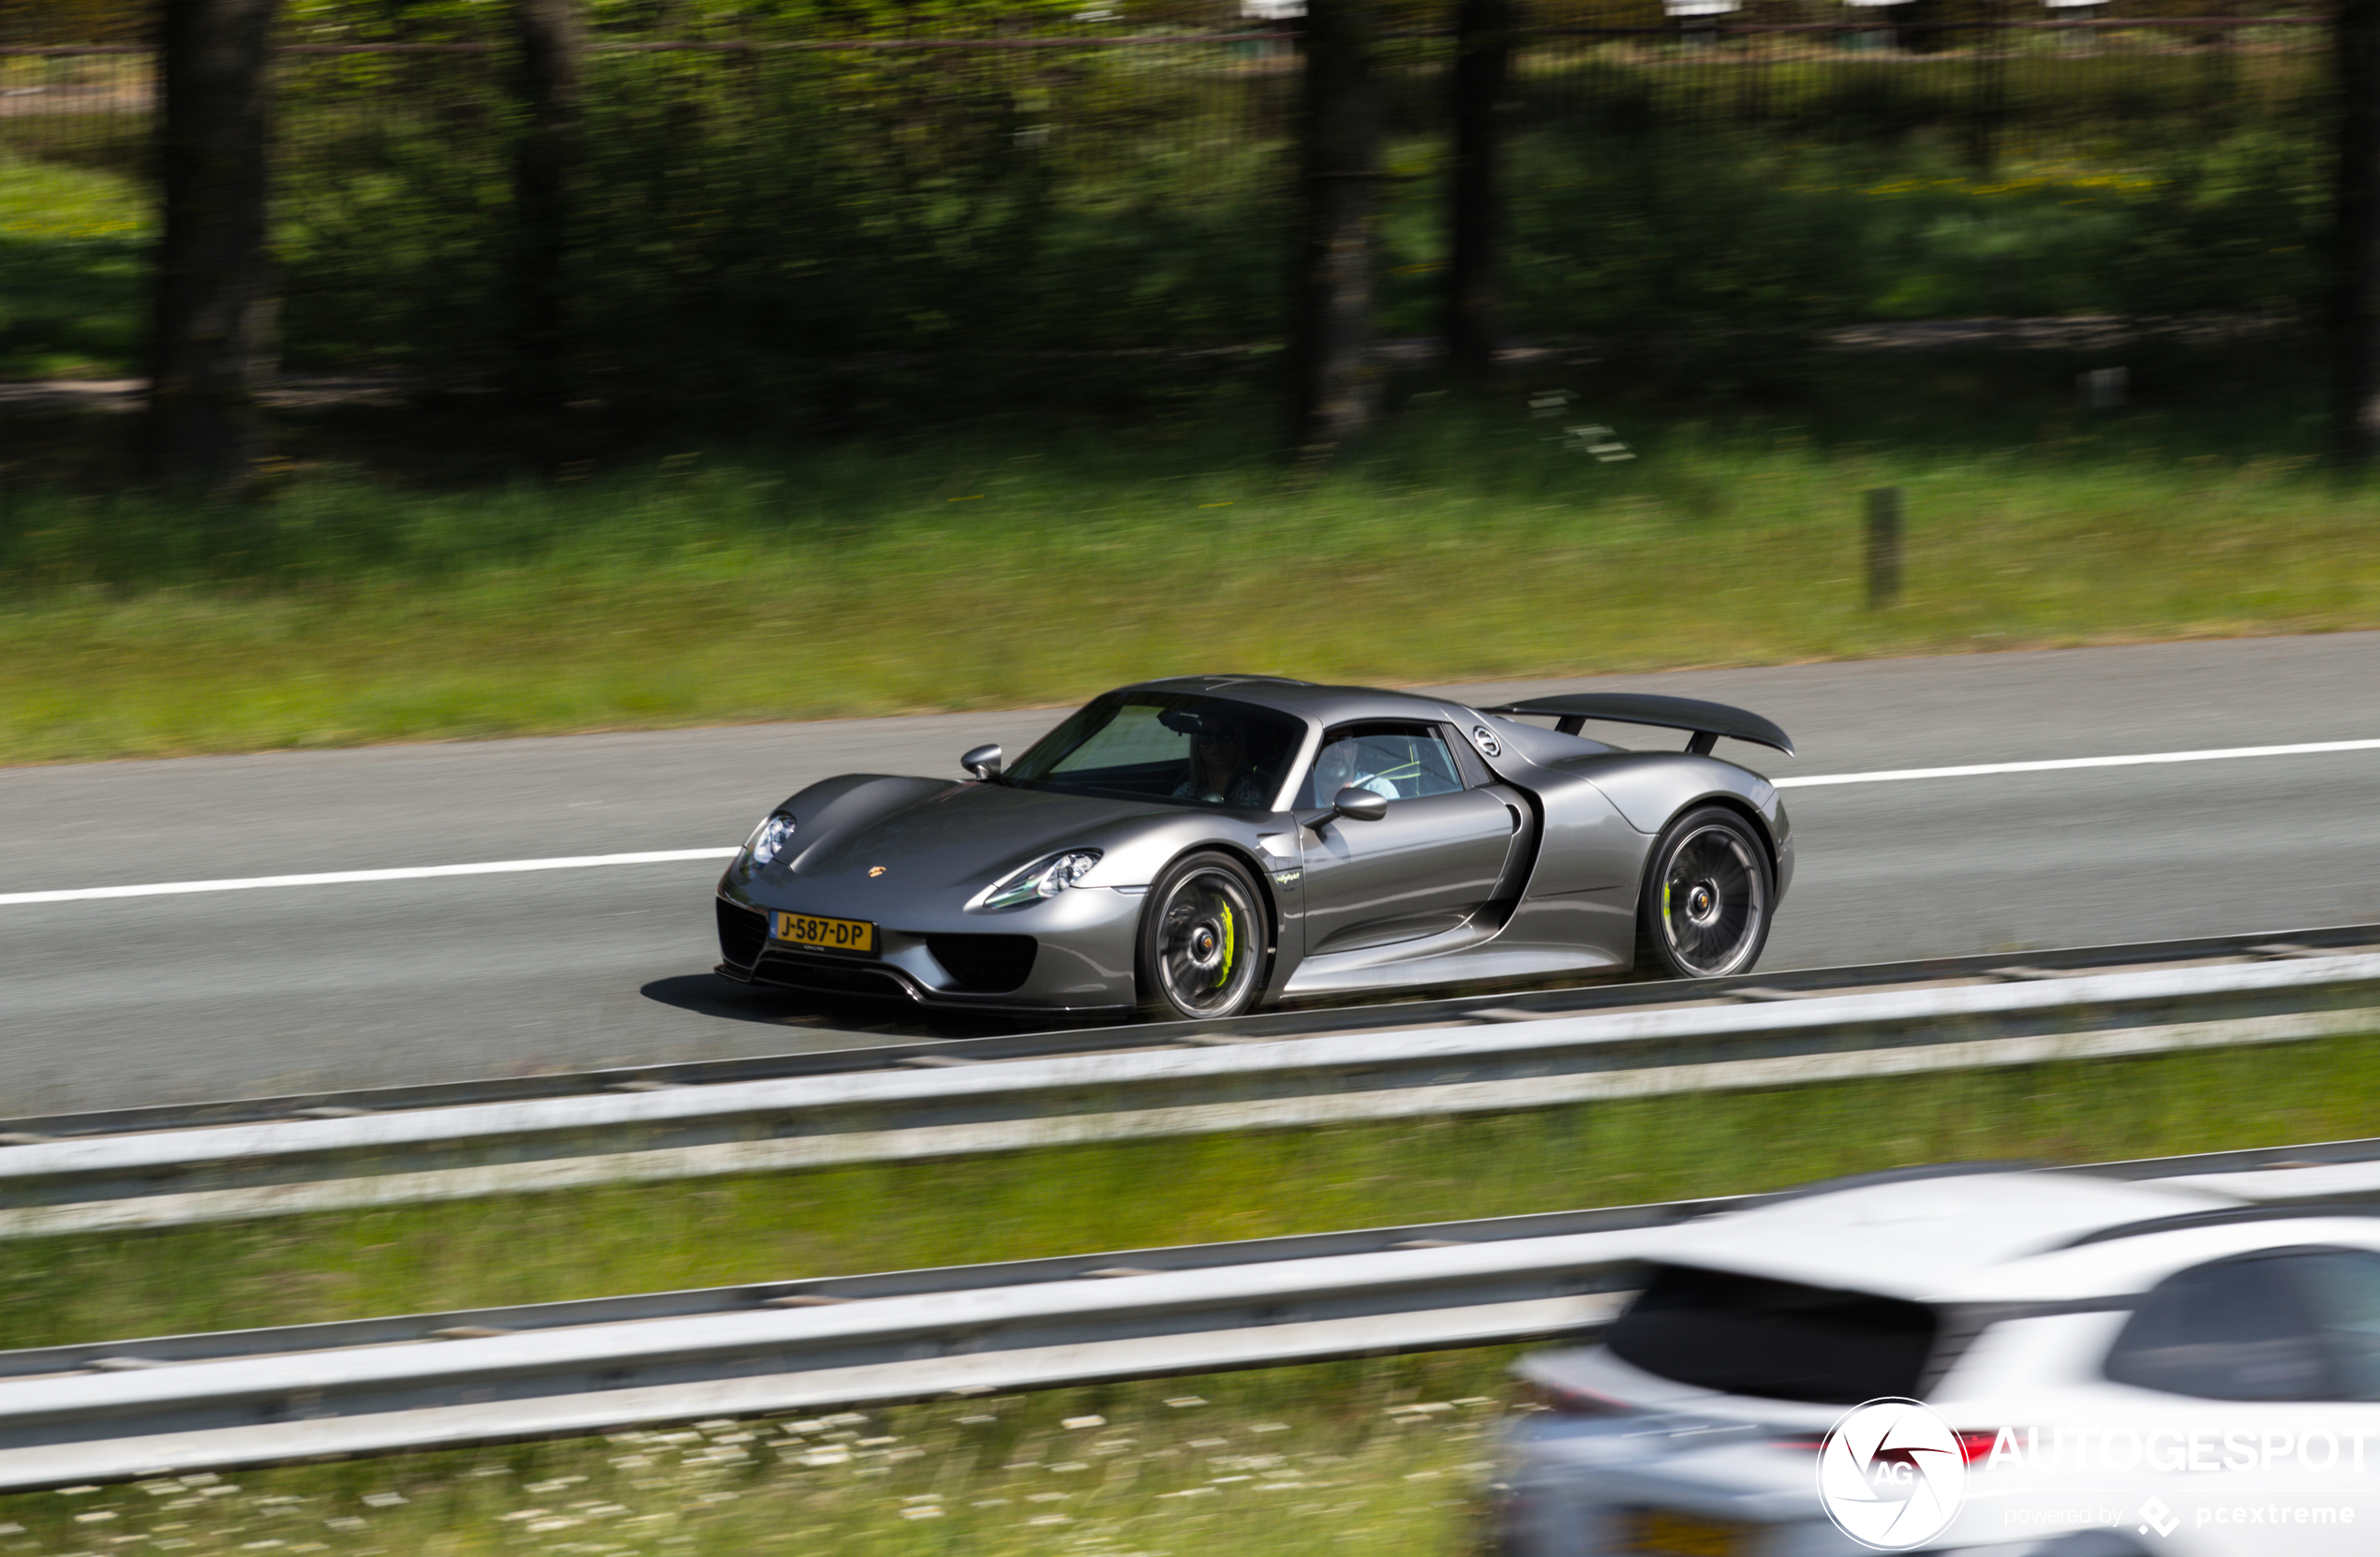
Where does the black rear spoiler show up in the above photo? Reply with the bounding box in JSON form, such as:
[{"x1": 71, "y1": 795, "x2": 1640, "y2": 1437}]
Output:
[{"x1": 1482, "y1": 692, "x2": 1794, "y2": 758}]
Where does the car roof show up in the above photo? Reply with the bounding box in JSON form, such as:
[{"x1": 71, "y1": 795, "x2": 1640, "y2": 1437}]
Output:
[
  {"x1": 1123, "y1": 675, "x2": 1481, "y2": 728},
  {"x1": 1643, "y1": 1171, "x2": 2248, "y2": 1304}
]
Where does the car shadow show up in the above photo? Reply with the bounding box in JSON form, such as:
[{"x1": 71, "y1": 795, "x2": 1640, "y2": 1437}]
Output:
[{"x1": 637, "y1": 972, "x2": 1019, "y2": 1041}]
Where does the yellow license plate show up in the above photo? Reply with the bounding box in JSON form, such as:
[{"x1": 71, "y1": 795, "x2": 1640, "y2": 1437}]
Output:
[
  {"x1": 772, "y1": 912, "x2": 875, "y2": 955},
  {"x1": 1618, "y1": 1508, "x2": 1751, "y2": 1557}
]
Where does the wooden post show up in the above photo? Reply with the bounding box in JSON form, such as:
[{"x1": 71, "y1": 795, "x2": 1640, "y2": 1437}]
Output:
[
  {"x1": 1287, "y1": 0, "x2": 1382, "y2": 456},
  {"x1": 1866, "y1": 487, "x2": 1903, "y2": 609},
  {"x1": 148, "y1": 0, "x2": 281, "y2": 491},
  {"x1": 1443, "y1": 0, "x2": 1514, "y2": 389}
]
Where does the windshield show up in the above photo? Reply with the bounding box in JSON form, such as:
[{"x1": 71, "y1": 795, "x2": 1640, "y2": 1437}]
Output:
[{"x1": 1005, "y1": 692, "x2": 1305, "y2": 809}]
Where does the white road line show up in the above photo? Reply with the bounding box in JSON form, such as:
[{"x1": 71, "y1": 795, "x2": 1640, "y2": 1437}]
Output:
[
  {"x1": 0, "y1": 849, "x2": 740, "y2": 907},
  {"x1": 5, "y1": 737, "x2": 2375, "y2": 908},
  {"x1": 1773, "y1": 737, "x2": 2380, "y2": 790}
]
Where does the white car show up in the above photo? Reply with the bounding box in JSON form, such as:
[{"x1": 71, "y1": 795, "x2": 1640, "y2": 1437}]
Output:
[{"x1": 1495, "y1": 1164, "x2": 2380, "y2": 1556}]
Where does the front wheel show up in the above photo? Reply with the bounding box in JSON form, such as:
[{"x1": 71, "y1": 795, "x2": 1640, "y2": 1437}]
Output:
[
  {"x1": 1637, "y1": 806, "x2": 1774, "y2": 979},
  {"x1": 1136, "y1": 851, "x2": 1270, "y2": 1021}
]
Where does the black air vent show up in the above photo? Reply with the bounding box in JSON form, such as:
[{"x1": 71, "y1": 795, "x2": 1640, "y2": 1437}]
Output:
[
  {"x1": 753, "y1": 952, "x2": 908, "y2": 999},
  {"x1": 716, "y1": 899, "x2": 768, "y2": 969},
  {"x1": 927, "y1": 934, "x2": 1038, "y2": 994}
]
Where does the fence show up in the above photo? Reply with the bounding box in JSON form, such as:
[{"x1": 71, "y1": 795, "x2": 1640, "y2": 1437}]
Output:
[{"x1": 0, "y1": 20, "x2": 2336, "y2": 411}]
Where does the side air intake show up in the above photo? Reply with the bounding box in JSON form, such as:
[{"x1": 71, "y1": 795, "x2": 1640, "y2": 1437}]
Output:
[{"x1": 927, "y1": 934, "x2": 1038, "y2": 994}]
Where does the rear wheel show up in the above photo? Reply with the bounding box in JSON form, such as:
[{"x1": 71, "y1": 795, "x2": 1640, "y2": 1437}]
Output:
[
  {"x1": 1637, "y1": 806, "x2": 1773, "y2": 979},
  {"x1": 1136, "y1": 851, "x2": 1269, "y2": 1021}
]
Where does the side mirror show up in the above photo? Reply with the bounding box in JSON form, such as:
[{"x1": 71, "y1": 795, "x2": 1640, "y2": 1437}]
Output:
[
  {"x1": 1331, "y1": 786, "x2": 1388, "y2": 823},
  {"x1": 962, "y1": 744, "x2": 1003, "y2": 780}
]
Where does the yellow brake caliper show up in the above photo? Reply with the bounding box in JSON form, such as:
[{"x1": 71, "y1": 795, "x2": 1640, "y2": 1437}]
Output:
[{"x1": 1213, "y1": 902, "x2": 1236, "y2": 987}]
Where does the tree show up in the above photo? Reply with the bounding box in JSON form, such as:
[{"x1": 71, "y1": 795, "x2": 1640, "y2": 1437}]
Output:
[
  {"x1": 149, "y1": 0, "x2": 280, "y2": 491},
  {"x1": 1287, "y1": 0, "x2": 1383, "y2": 455},
  {"x1": 1443, "y1": 0, "x2": 1515, "y2": 388},
  {"x1": 2337, "y1": 0, "x2": 2380, "y2": 464},
  {"x1": 508, "y1": 0, "x2": 586, "y2": 412}
]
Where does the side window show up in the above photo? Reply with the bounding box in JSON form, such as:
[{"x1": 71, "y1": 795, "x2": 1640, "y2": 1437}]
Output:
[
  {"x1": 1304, "y1": 724, "x2": 1466, "y2": 808},
  {"x1": 2104, "y1": 1253, "x2": 2339, "y2": 1401},
  {"x1": 2298, "y1": 1249, "x2": 2380, "y2": 1401},
  {"x1": 1442, "y1": 723, "x2": 1496, "y2": 789}
]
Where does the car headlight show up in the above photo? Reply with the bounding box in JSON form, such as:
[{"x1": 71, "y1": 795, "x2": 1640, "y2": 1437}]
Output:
[
  {"x1": 743, "y1": 813, "x2": 796, "y2": 869},
  {"x1": 981, "y1": 850, "x2": 1102, "y2": 910}
]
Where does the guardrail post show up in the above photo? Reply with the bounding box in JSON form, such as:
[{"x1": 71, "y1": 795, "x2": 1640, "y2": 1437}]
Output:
[{"x1": 1865, "y1": 486, "x2": 1903, "y2": 610}]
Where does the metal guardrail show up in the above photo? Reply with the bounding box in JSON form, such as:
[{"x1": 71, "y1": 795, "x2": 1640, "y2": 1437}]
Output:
[
  {"x1": 15, "y1": 921, "x2": 2376, "y2": 1140},
  {"x1": 6, "y1": 1134, "x2": 2380, "y2": 1492},
  {"x1": 14, "y1": 922, "x2": 2374, "y2": 1142},
  {"x1": 4, "y1": 926, "x2": 2379, "y2": 1238}
]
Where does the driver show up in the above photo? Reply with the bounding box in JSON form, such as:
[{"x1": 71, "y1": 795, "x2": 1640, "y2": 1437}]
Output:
[
  {"x1": 1313, "y1": 735, "x2": 1399, "y2": 806},
  {"x1": 1172, "y1": 714, "x2": 1273, "y2": 808}
]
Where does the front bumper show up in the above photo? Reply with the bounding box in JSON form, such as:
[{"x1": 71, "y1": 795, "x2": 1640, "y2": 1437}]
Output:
[{"x1": 714, "y1": 872, "x2": 1143, "y2": 1014}]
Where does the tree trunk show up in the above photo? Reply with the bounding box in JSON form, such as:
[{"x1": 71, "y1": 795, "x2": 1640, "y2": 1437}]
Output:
[
  {"x1": 1443, "y1": 0, "x2": 1514, "y2": 388},
  {"x1": 509, "y1": 0, "x2": 585, "y2": 411},
  {"x1": 2336, "y1": 0, "x2": 2380, "y2": 464},
  {"x1": 1288, "y1": 0, "x2": 1382, "y2": 456},
  {"x1": 1966, "y1": 1, "x2": 2006, "y2": 174},
  {"x1": 149, "y1": 0, "x2": 279, "y2": 491}
]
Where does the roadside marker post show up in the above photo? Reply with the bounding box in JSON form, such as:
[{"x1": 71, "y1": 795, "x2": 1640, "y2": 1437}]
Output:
[{"x1": 1866, "y1": 485, "x2": 1903, "y2": 608}]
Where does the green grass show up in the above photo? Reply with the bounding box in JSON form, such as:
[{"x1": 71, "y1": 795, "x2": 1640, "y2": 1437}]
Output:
[
  {"x1": 6, "y1": 363, "x2": 2380, "y2": 764},
  {"x1": 0, "y1": 1366, "x2": 1513, "y2": 1557},
  {"x1": 0, "y1": 153, "x2": 148, "y2": 379}
]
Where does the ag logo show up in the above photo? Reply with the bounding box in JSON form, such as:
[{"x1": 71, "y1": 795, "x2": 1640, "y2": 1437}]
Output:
[
  {"x1": 1471, "y1": 725, "x2": 1503, "y2": 759},
  {"x1": 1816, "y1": 1398, "x2": 1966, "y2": 1550}
]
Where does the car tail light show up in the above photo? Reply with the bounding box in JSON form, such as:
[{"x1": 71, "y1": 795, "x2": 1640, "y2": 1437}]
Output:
[
  {"x1": 1770, "y1": 1431, "x2": 2001, "y2": 1463},
  {"x1": 1526, "y1": 1381, "x2": 1629, "y2": 1416}
]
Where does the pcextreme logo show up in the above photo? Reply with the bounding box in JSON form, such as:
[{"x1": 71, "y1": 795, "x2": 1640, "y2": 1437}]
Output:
[{"x1": 1817, "y1": 1398, "x2": 1968, "y2": 1550}]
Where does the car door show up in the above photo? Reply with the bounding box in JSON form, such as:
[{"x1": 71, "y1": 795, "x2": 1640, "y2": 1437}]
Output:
[{"x1": 1296, "y1": 721, "x2": 1521, "y2": 955}]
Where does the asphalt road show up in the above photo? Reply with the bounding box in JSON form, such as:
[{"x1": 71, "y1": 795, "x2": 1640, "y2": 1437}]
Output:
[{"x1": 6, "y1": 634, "x2": 2379, "y2": 1114}]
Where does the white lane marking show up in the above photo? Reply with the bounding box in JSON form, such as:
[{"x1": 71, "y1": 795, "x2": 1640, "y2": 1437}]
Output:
[
  {"x1": 1773, "y1": 738, "x2": 2380, "y2": 790},
  {"x1": 0, "y1": 849, "x2": 739, "y2": 907},
  {"x1": 6, "y1": 738, "x2": 2375, "y2": 908}
]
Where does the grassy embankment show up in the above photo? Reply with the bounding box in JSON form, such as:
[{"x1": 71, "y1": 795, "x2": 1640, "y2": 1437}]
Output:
[
  {"x1": 2, "y1": 1034, "x2": 2378, "y2": 1553},
  {"x1": 7, "y1": 387, "x2": 2380, "y2": 765}
]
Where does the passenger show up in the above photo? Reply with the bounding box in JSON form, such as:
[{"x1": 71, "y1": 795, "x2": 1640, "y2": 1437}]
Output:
[
  {"x1": 1173, "y1": 714, "x2": 1273, "y2": 808},
  {"x1": 1313, "y1": 736, "x2": 1399, "y2": 806}
]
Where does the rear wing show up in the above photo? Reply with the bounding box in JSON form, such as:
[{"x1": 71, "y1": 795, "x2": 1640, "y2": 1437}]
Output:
[{"x1": 1482, "y1": 692, "x2": 1794, "y2": 758}]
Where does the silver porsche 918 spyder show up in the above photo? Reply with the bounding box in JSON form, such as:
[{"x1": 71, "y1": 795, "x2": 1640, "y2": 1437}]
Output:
[{"x1": 714, "y1": 675, "x2": 1795, "y2": 1021}]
